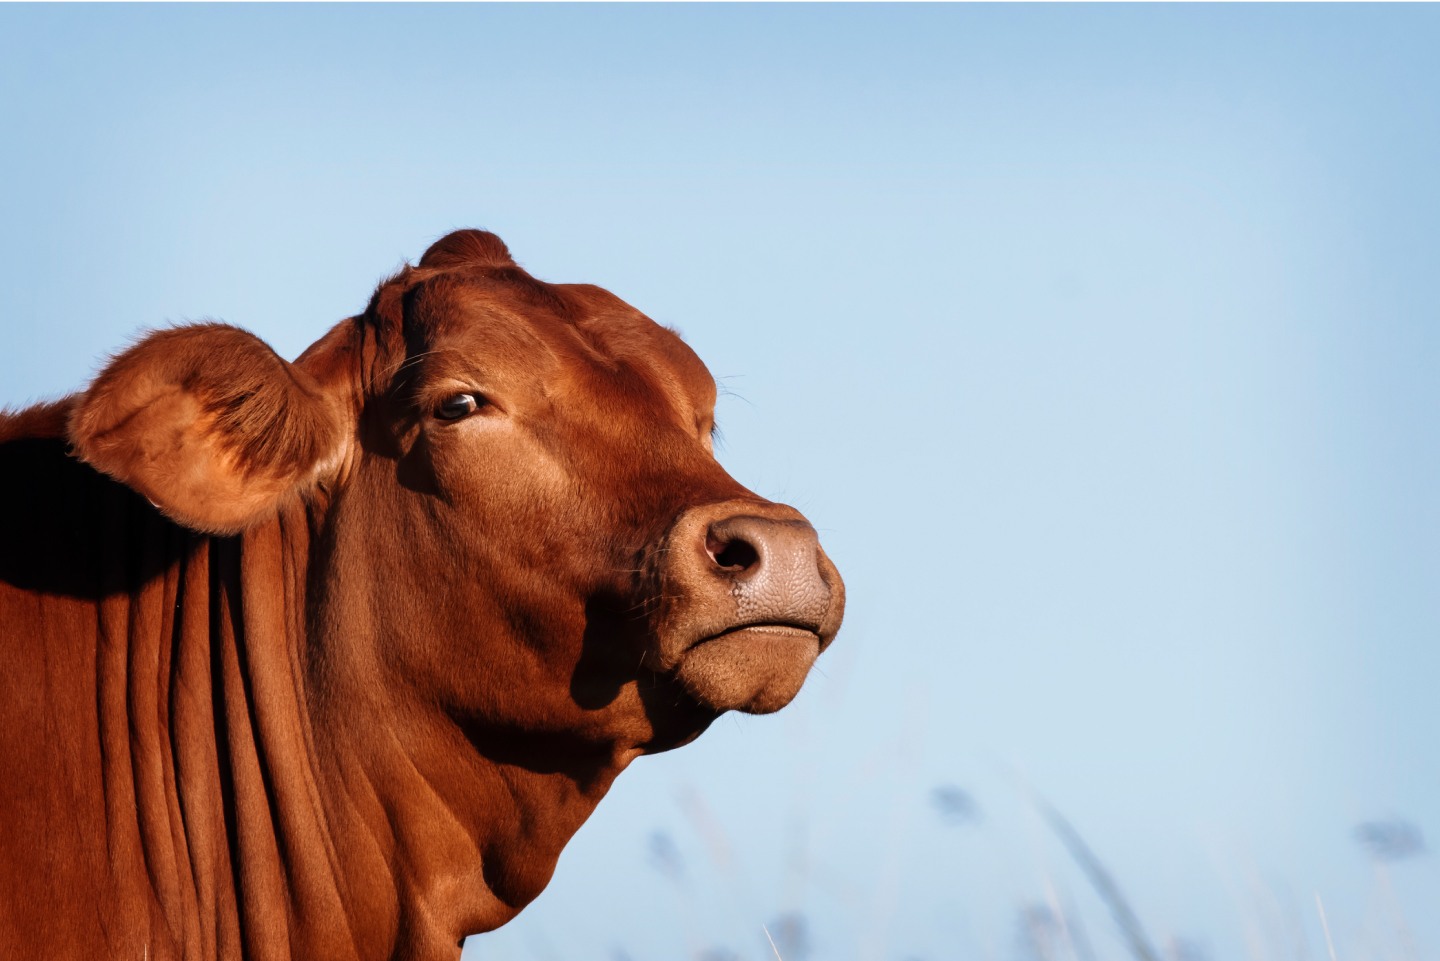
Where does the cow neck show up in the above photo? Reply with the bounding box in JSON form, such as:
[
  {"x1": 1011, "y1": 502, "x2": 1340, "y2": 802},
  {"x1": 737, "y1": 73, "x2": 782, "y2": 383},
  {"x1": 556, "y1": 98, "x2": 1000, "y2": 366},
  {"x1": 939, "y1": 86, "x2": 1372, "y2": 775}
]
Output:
[
  {"x1": 207, "y1": 504, "x2": 369, "y2": 960},
  {"x1": 309, "y1": 690, "x2": 638, "y2": 953},
  {"x1": 303, "y1": 595, "x2": 640, "y2": 955},
  {"x1": 182, "y1": 499, "x2": 404, "y2": 959},
  {"x1": 72, "y1": 486, "x2": 345, "y2": 961},
  {"x1": 94, "y1": 490, "x2": 628, "y2": 959}
]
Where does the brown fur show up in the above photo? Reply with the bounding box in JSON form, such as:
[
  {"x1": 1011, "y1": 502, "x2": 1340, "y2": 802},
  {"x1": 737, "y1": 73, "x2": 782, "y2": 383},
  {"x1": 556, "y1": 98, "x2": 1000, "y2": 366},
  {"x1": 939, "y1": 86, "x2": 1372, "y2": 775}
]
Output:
[
  {"x1": 0, "y1": 230, "x2": 844, "y2": 961},
  {"x1": 68, "y1": 325, "x2": 350, "y2": 534}
]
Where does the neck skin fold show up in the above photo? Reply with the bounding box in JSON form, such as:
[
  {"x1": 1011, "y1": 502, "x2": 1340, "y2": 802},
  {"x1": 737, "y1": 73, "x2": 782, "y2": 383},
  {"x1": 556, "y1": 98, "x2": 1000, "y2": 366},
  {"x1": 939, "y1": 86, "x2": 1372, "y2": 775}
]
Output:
[{"x1": 0, "y1": 453, "x2": 631, "y2": 961}]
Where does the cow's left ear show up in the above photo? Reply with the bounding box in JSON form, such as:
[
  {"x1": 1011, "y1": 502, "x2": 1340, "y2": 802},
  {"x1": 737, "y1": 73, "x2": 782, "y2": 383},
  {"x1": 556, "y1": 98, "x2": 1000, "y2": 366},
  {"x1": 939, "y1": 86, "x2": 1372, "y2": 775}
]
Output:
[{"x1": 69, "y1": 323, "x2": 353, "y2": 535}]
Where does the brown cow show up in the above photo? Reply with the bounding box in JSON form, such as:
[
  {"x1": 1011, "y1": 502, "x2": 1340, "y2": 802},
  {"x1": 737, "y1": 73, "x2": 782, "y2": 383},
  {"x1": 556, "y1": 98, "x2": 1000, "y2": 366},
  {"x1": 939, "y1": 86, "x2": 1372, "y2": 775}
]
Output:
[{"x1": 0, "y1": 230, "x2": 843, "y2": 961}]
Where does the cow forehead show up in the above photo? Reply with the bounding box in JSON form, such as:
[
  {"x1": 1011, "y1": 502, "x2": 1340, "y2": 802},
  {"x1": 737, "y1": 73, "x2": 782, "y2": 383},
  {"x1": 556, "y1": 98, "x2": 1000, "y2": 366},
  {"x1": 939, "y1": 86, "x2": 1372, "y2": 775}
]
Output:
[{"x1": 402, "y1": 270, "x2": 717, "y2": 413}]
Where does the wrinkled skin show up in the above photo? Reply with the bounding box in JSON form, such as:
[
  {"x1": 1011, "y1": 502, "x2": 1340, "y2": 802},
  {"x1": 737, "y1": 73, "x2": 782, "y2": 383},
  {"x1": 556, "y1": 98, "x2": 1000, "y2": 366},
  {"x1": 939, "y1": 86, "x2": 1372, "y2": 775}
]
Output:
[{"x1": 0, "y1": 231, "x2": 843, "y2": 960}]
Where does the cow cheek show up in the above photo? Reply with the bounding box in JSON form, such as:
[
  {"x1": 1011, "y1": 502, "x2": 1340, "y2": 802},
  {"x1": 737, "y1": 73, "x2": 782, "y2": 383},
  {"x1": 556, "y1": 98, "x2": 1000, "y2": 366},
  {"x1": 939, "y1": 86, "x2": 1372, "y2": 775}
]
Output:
[
  {"x1": 433, "y1": 435, "x2": 622, "y2": 593},
  {"x1": 320, "y1": 466, "x2": 544, "y2": 702},
  {"x1": 382, "y1": 491, "x2": 602, "y2": 715}
]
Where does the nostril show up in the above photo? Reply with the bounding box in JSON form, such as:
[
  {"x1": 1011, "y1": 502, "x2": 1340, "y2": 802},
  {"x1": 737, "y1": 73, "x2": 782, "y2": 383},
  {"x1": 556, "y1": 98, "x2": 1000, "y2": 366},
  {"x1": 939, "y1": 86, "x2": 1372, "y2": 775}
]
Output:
[{"x1": 706, "y1": 532, "x2": 760, "y2": 573}]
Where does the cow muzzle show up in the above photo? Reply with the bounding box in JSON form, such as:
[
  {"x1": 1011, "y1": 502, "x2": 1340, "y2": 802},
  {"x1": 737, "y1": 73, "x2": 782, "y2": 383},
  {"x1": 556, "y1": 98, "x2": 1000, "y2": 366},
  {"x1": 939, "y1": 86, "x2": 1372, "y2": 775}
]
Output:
[{"x1": 650, "y1": 500, "x2": 845, "y2": 714}]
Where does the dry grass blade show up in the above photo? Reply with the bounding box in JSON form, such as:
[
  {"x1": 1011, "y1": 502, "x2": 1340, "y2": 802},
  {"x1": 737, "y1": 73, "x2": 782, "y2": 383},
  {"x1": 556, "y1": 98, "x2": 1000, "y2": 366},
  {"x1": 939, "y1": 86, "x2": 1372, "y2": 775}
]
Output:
[
  {"x1": 1032, "y1": 795, "x2": 1162, "y2": 961},
  {"x1": 1315, "y1": 892, "x2": 1338, "y2": 961},
  {"x1": 762, "y1": 924, "x2": 785, "y2": 961}
]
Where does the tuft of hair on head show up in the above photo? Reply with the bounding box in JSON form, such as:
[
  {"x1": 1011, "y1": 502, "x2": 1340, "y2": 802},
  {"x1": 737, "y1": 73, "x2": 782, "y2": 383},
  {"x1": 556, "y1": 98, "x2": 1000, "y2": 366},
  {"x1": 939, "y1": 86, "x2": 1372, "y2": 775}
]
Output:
[{"x1": 418, "y1": 229, "x2": 516, "y2": 270}]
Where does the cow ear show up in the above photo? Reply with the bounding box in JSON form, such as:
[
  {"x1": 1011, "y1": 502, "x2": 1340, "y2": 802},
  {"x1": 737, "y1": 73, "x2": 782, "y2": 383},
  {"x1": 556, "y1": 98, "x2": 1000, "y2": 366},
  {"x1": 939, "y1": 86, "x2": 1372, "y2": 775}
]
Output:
[{"x1": 68, "y1": 323, "x2": 351, "y2": 535}]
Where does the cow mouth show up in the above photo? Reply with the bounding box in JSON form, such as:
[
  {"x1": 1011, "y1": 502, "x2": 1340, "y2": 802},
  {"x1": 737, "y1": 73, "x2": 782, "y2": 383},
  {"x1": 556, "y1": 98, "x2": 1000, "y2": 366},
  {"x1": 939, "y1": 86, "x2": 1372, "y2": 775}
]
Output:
[
  {"x1": 672, "y1": 621, "x2": 822, "y2": 715},
  {"x1": 695, "y1": 621, "x2": 821, "y2": 647}
]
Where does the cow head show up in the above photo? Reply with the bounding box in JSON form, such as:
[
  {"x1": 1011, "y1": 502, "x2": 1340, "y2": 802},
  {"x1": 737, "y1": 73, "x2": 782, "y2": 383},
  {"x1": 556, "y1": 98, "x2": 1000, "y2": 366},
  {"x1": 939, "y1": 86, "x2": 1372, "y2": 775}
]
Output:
[{"x1": 68, "y1": 230, "x2": 844, "y2": 756}]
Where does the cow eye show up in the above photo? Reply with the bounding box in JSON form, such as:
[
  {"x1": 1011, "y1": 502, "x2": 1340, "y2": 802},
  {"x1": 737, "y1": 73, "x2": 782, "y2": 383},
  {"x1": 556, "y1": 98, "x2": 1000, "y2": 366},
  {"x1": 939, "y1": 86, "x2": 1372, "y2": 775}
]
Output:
[{"x1": 435, "y1": 393, "x2": 484, "y2": 421}]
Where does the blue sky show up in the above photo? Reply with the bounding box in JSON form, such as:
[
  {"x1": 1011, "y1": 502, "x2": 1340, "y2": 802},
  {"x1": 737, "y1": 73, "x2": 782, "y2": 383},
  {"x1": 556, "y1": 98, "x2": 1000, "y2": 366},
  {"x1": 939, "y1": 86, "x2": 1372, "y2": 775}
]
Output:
[{"x1": 3, "y1": 5, "x2": 1438, "y2": 960}]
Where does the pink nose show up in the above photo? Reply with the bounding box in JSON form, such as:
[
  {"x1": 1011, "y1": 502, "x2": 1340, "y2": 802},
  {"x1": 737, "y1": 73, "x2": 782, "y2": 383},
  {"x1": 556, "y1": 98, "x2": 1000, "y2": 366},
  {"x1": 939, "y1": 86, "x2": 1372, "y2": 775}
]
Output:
[
  {"x1": 650, "y1": 498, "x2": 844, "y2": 714},
  {"x1": 699, "y1": 513, "x2": 833, "y2": 630},
  {"x1": 651, "y1": 499, "x2": 844, "y2": 664}
]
